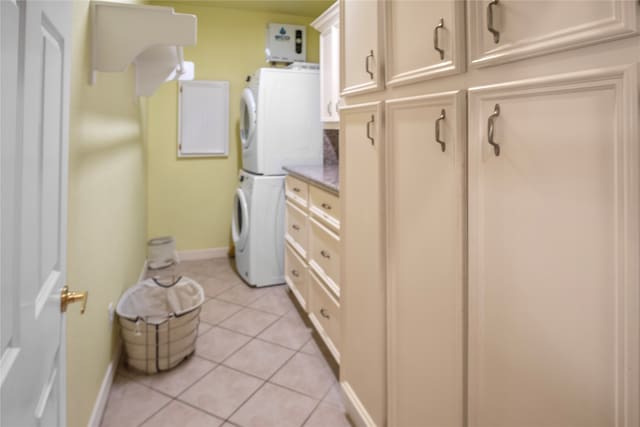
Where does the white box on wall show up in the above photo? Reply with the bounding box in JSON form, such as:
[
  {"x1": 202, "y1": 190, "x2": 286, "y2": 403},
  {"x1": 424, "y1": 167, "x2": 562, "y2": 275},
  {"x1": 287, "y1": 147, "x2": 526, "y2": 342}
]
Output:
[
  {"x1": 265, "y1": 23, "x2": 306, "y2": 63},
  {"x1": 178, "y1": 80, "x2": 229, "y2": 157}
]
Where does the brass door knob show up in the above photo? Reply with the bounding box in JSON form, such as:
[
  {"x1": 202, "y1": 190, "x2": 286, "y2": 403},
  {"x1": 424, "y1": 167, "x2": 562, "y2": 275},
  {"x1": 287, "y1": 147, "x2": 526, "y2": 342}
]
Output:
[{"x1": 60, "y1": 286, "x2": 88, "y2": 314}]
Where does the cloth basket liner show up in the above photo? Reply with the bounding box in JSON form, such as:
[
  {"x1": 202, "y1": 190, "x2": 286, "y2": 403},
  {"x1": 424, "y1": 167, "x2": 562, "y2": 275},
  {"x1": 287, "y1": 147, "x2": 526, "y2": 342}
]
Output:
[{"x1": 116, "y1": 276, "x2": 205, "y2": 374}]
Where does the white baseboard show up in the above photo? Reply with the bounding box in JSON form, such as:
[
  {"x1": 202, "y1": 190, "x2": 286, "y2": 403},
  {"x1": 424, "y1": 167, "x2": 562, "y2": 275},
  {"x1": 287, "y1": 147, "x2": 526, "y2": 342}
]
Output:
[
  {"x1": 87, "y1": 344, "x2": 122, "y2": 427},
  {"x1": 340, "y1": 381, "x2": 378, "y2": 427},
  {"x1": 177, "y1": 247, "x2": 229, "y2": 261}
]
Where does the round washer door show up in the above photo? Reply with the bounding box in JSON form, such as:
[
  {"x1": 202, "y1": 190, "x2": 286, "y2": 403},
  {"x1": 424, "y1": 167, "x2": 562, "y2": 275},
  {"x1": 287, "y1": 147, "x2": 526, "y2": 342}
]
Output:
[
  {"x1": 240, "y1": 88, "x2": 257, "y2": 149},
  {"x1": 231, "y1": 188, "x2": 249, "y2": 251}
]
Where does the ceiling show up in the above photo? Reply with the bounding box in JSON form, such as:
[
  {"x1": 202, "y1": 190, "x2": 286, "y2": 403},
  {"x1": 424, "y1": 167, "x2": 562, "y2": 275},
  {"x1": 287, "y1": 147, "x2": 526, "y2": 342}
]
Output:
[{"x1": 171, "y1": 0, "x2": 335, "y2": 17}]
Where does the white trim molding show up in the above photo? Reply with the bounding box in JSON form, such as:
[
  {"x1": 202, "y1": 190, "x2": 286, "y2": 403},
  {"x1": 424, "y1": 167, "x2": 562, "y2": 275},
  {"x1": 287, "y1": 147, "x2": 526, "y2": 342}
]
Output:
[
  {"x1": 340, "y1": 381, "x2": 378, "y2": 427},
  {"x1": 87, "y1": 345, "x2": 121, "y2": 427},
  {"x1": 177, "y1": 247, "x2": 230, "y2": 261}
]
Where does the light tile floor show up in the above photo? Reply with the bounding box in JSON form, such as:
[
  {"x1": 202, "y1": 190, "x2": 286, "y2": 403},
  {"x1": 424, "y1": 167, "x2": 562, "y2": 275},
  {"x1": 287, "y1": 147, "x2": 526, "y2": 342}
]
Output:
[{"x1": 100, "y1": 258, "x2": 351, "y2": 427}]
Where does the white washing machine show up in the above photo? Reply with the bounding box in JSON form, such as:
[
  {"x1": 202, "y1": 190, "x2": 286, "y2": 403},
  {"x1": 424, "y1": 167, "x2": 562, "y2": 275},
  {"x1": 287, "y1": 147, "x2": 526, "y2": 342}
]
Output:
[
  {"x1": 232, "y1": 170, "x2": 285, "y2": 287},
  {"x1": 240, "y1": 66, "x2": 322, "y2": 175}
]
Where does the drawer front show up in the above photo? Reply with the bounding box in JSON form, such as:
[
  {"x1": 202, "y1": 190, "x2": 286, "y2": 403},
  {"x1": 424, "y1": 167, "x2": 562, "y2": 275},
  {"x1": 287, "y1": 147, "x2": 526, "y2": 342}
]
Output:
[
  {"x1": 309, "y1": 271, "x2": 341, "y2": 360},
  {"x1": 285, "y1": 201, "x2": 308, "y2": 258},
  {"x1": 285, "y1": 243, "x2": 309, "y2": 311},
  {"x1": 309, "y1": 186, "x2": 340, "y2": 232},
  {"x1": 309, "y1": 218, "x2": 340, "y2": 297},
  {"x1": 285, "y1": 175, "x2": 309, "y2": 208}
]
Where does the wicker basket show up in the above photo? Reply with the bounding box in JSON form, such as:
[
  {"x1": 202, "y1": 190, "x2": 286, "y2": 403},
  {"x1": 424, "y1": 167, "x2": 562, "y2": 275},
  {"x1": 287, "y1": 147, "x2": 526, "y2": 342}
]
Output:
[{"x1": 116, "y1": 276, "x2": 205, "y2": 374}]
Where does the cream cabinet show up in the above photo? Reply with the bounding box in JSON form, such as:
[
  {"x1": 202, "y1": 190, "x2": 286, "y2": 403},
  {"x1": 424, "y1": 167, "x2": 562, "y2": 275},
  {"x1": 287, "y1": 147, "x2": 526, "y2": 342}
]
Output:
[
  {"x1": 284, "y1": 175, "x2": 342, "y2": 362},
  {"x1": 340, "y1": 0, "x2": 384, "y2": 96},
  {"x1": 312, "y1": 2, "x2": 341, "y2": 123},
  {"x1": 385, "y1": 0, "x2": 465, "y2": 86},
  {"x1": 467, "y1": 66, "x2": 639, "y2": 427},
  {"x1": 339, "y1": 102, "x2": 386, "y2": 427},
  {"x1": 468, "y1": 0, "x2": 639, "y2": 67},
  {"x1": 385, "y1": 91, "x2": 466, "y2": 427}
]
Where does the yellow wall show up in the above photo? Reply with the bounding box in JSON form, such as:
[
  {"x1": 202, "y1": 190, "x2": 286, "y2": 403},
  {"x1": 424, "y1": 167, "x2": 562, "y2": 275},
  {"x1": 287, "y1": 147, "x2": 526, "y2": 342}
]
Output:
[
  {"x1": 147, "y1": 3, "x2": 320, "y2": 250},
  {"x1": 67, "y1": 1, "x2": 147, "y2": 426}
]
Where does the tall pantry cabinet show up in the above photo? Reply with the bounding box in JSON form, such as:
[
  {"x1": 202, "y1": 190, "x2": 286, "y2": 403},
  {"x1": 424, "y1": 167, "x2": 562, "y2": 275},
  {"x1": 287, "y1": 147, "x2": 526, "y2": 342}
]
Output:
[{"x1": 338, "y1": 0, "x2": 640, "y2": 426}]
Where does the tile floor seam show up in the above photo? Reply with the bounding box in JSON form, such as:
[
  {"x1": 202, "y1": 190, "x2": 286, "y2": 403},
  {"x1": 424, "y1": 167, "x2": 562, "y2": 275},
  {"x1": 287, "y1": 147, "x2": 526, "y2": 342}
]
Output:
[
  {"x1": 173, "y1": 362, "x2": 226, "y2": 401},
  {"x1": 133, "y1": 395, "x2": 174, "y2": 427},
  {"x1": 221, "y1": 345, "x2": 304, "y2": 425},
  {"x1": 218, "y1": 309, "x2": 283, "y2": 337},
  {"x1": 174, "y1": 393, "x2": 239, "y2": 423},
  {"x1": 252, "y1": 335, "x2": 312, "y2": 352},
  {"x1": 298, "y1": 396, "x2": 324, "y2": 427}
]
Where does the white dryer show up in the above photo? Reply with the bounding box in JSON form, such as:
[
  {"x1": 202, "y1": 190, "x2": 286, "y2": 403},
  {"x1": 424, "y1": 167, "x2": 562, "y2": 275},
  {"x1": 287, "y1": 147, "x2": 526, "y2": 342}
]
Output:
[
  {"x1": 240, "y1": 66, "x2": 322, "y2": 175},
  {"x1": 232, "y1": 170, "x2": 285, "y2": 287}
]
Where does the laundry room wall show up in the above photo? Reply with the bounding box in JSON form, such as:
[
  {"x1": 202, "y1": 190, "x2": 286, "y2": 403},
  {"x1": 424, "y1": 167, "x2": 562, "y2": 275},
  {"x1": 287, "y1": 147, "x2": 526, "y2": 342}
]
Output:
[
  {"x1": 66, "y1": 0, "x2": 148, "y2": 426},
  {"x1": 146, "y1": 2, "x2": 320, "y2": 251}
]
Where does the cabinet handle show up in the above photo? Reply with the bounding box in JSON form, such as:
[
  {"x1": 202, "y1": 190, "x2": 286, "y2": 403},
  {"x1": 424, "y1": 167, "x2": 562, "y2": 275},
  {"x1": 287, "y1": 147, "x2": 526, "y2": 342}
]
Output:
[
  {"x1": 487, "y1": 103, "x2": 501, "y2": 156},
  {"x1": 435, "y1": 109, "x2": 446, "y2": 152},
  {"x1": 487, "y1": 0, "x2": 500, "y2": 44},
  {"x1": 366, "y1": 115, "x2": 375, "y2": 146},
  {"x1": 291, "y1": 269, "x2": 300, "y2": 278},
  {"x1": 293, "y1": 187, "x2": 301, "y2": 193},
  {"x1": 365, "y1": 50, "x2": 374, "y2": 79},
  {"x1": 321, "y1": 202, "x2": 332, "y2": 210},
  {"x1": 292, "y1": 224, "x2": 301, "y2": 231},
  {"x1": 320, "y1": 250, "x2": 331, "y2": 259},
  {"x1": 320, "y1": 308, "x2": 331, "y2": 319},
  {"x1": 433, "y1": 18, "x2": 445, "y2": 60},
  {"x1": 335, "y1": 99, "x2": 340, "y2": 114},
  {"x1": 327, "y1": 101, "x2": 332, "y2": 115}
]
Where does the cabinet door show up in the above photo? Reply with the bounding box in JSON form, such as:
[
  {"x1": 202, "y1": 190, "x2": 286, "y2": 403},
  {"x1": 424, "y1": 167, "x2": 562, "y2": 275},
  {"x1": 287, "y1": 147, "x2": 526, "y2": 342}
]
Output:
[
  {"x1": 468, "y1": 0, "x2": 638, "y2": 67},
  {"x1": 340, "y1": 102, "x2": 386, "y2": 426},
  {"x1": 331, "y1": 22, "x2": 341, "y2": 120},
  {"x1": 386, "y1": 0, "x2": 465, "y2": 87},
  {"x1": 468, "y1": 66, "x2": 639, "y2": 427},
  {"x1": 386, "y1": 91, "x2": 466, "y2": 427},
  {"x1": 320, "y1": 27, "x2": 335, "y2": 122},
  {"x1": 340, "y1": 0, "x2": 384, "y2": 96}
]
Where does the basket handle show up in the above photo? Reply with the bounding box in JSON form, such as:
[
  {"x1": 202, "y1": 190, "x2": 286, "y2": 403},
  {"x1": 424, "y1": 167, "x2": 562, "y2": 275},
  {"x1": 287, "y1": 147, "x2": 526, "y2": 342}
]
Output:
[{"x1": 152, "y1": 276, "x2": 183, "y2": 288}]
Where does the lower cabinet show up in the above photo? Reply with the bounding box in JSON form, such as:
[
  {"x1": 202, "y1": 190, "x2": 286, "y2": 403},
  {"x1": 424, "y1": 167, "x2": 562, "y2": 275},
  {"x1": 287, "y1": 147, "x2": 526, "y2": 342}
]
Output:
[
  {"x1": 339, "y1": 102, "x2": 386, "y2": 427},
  {"x1": 385, "y1": 90, "x2": 466, "y2": 427},
  {"x1": 284, "y1": 175, "x2": 342, "y2": 363},
  {"x1": 467, "y1": 66, "x2": 639, "y2": 427}
]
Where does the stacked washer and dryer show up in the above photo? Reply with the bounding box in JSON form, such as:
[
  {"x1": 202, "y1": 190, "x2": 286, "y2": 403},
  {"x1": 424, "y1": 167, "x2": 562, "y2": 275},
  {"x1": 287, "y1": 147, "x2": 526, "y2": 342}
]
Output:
[{"x1": 232, "y1": 65, "x2": 322, "y2": 287}]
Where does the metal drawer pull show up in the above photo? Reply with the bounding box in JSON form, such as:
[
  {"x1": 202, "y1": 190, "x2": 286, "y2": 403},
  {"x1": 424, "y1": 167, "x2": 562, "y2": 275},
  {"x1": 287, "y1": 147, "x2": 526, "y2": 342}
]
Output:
[
  {"x1": 293, "y1": 187, "x2": 301, "y2": 193},
  {"x1": 320, "y1": 308, "x2": 331, "y2": 319},
  {"x1": 435, "y1": 109, "x2": 446, "y2": 152},
  {"x1": 291, "y1": 269, "x2": 300, "y2": 278},
  {"x1": 292, "y1": 224, "x2": 300, "y2": 231},
  {"x1": 327, "y1": 101, "x2": 332, "y2": 115},
  {"x1": 321, "y1": 203, "x2": 332, "y2": 210},
  {"x1": 320, "y1": 250, "x2": 331, "y2": 259},
  {"x1": 365, "y1": 50, "x2": 374, "y2": 79},
  {"x1": 487, "y1": 0, "x2": 500, "y2": 44},
  {"x1": 433, "y1": 18, "x2": 445, "y2": 60},
  {"x1": 487, "y1": 103, "x2": 501, "y2": 156},
  {"x1": 366, "y1": 115, "x2": 375, "y2": 145}
]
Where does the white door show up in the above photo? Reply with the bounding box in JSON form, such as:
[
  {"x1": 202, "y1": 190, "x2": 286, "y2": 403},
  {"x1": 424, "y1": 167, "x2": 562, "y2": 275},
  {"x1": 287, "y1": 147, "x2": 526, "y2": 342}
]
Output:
[
  {"x1": 385, "y1": 91, "x2": 466, "y2": 427},
  {"x1": 339, "y1": 102, "x2": 386, "y2": 426},
  {"x1": 1, "y1": 1, "x2": 73, "y2": 426},
  {"x1": 385, "y1": 0, "x2": 465, "y2": 86},
  {"x1": 468, "y1": 67, "x2": 639, "y2": 427}
]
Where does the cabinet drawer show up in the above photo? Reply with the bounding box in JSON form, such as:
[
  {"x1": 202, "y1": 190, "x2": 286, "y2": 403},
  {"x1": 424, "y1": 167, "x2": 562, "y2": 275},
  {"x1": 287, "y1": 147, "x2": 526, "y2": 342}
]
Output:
[
  {"x1": 285, "y1": 176, "x2": 309, "y2": 208},
  {"x1": 285, "y1": 201, "x2": 308, "y2": 258},
  {"x1": 309, "y1": 186, "x2": 340, "y2": 232},
  {"x1": 285, "y1": 243, "x2": 309, "y2": 311},
  {"x1": 309, "y1": 217, "x2": 340, "y2": 297},
  {"x1": 309, "y1": 271, "x2": 341, "y2": 362}
]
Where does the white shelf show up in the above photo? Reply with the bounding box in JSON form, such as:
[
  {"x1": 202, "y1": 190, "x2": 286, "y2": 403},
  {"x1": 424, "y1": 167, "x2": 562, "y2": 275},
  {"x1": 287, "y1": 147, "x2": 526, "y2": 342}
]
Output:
[{"x1": 91, "y1": 1, "x2": 197, "y2": 96}]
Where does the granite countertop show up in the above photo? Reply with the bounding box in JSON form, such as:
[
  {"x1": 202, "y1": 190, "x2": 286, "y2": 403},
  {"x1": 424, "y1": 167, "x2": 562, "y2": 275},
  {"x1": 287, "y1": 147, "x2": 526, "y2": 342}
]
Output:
[{"x1": 283, "y1": 164, "x2": 339, "y2": 195}]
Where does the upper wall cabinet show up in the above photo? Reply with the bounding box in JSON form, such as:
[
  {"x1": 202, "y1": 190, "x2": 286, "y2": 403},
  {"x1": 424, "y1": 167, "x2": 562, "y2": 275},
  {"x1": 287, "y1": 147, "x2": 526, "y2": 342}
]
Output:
[
  {"x1": 385, "y1": 0, "x2": 466, "y2": 87},
  {"x1": 340, "y1": 0, "x2": 385, "y2": 96},
  {"x1": 468, "y1": 0, "x2": 638, "y2": 68},
  {"x1": 312, "y1": 2, "x2": 341, "y2": 123}
]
